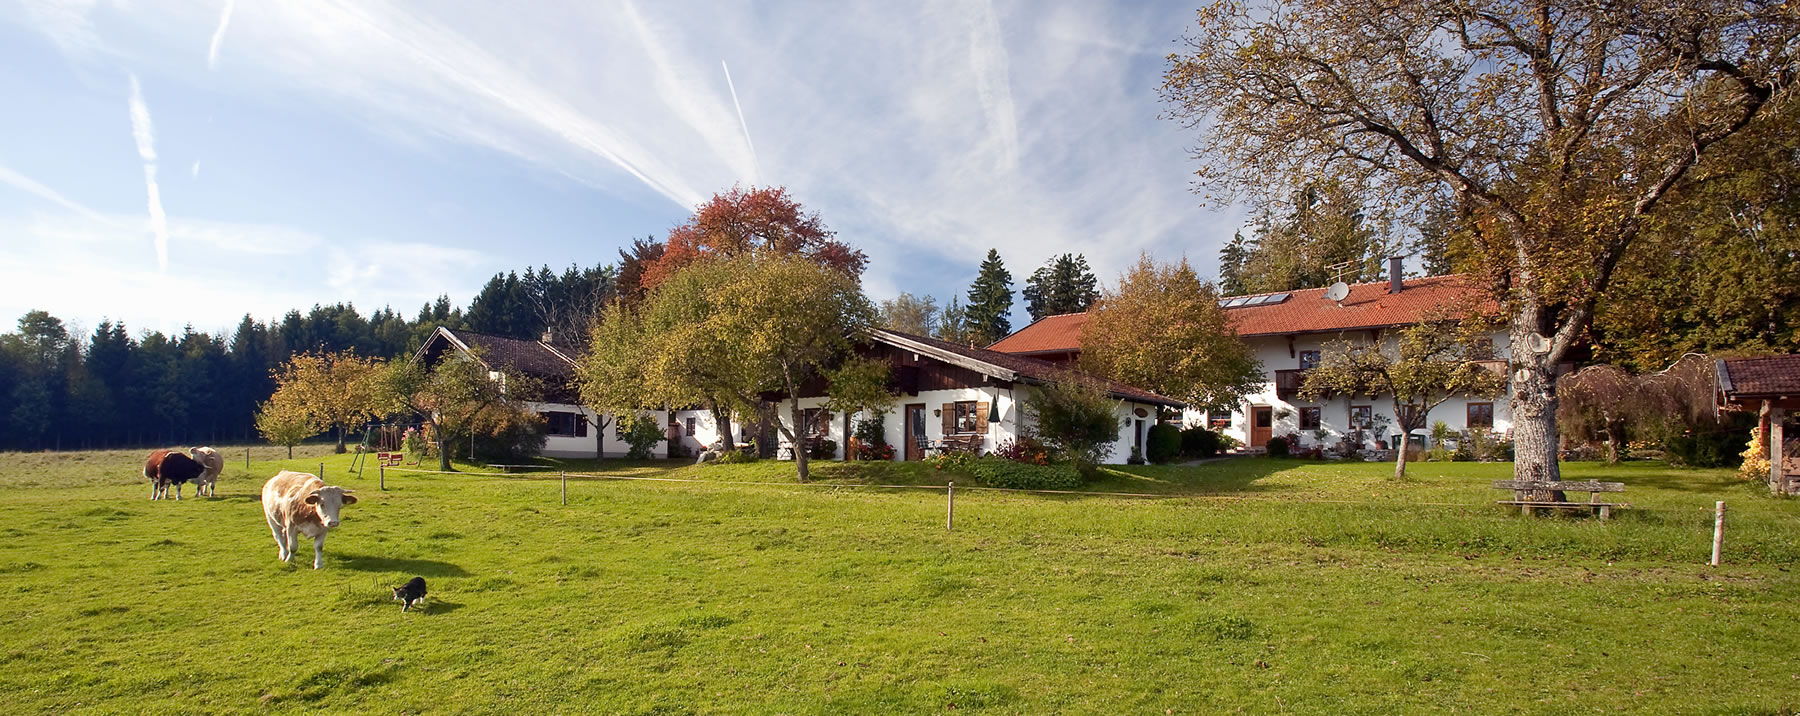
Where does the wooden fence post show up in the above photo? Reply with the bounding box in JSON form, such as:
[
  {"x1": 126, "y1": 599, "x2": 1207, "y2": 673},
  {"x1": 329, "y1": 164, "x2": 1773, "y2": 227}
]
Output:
[
  {"x1": 319, "y1": 462, "x2": 324, "y2": 480},
  {"x1": 245, "y1": 448, "x2": 251, "y2": 471},
  {"x1": 1711, "y1": 501, "x2": 1726, "y2": 566},
  {"x1": 561, "y1": 471, "x2": 567, "y2": 506},
  {"x1": 947, "y1": 481, "x2": 955, "y2": 531},
  {"x1": 379, "y1": 463, "x2": 386, "y2": 491}
]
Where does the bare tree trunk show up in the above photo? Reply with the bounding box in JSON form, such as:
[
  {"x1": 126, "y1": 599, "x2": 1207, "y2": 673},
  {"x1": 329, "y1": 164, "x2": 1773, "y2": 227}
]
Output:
[
  {"x1": 788, "y1": 397, "x2": 809, "y2": 482},
  {"x1": 710, "y1": 400, "x2": 732, "y2": 451},
  {"x1": 335, "y1": 425, "x2": 348, "y2": 454},
  {"x1": 436, "y1": 437, "x2": 452, "y2": 472},
  {"x1": 1510, "y1": 325, "x2": 1564, "y2": 500},
  {"x1": 1393, "y1": 437, "x2": 1408, "y2": 479}
]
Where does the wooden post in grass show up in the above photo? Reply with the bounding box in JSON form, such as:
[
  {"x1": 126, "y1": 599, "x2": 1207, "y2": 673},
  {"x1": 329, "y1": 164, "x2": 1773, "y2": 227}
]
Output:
[
  {"x1": 1711, "y1": 501, "x2": 1726, "y2": 566},
  {"x1": 245, "y1": 448, "x2": 250, "y2": 471},
  {"x1": 379, "y1": 462, "x2": 386, "y2": 491},
  {"x1": 561, "y1": 471, "x2": 567, "y2": 506},
  {"x1": 947, "y1": 481, "x2": 955, "y2": 531},
  {"x1": 319, "y1": 462, "x2": 324, "y2": 479}
]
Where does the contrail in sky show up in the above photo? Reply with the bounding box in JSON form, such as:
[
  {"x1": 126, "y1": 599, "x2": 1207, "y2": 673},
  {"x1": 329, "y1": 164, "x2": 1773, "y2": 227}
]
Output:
[{"x1": 721, "y1": 60, "x2": 760, "y2": 185}]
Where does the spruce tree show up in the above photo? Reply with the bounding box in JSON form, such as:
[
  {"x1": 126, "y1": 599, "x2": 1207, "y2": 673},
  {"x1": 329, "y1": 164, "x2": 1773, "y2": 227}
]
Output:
[
  {"x1": 964, "y1": 249, "x2": 1014, "y2": 345},
  {"x1": 1023, "y1": 253, "x2": 1101, "y2": 320},
  {"x1": 1217, "y1": 231, "x2": 1250, "y2": 296}
]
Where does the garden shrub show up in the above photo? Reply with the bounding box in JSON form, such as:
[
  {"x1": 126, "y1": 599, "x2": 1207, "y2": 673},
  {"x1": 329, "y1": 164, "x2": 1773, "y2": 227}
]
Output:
[
  {"x1": 850, "y1": 416, "x2": 892, "y2": 461},
  {"x1": 714, "y1": 449, "x2": 757, "y2": 464},
  {"x1": 473, "y1": 409, "x2": 548, "y2": 462},
  {"x1": 957, "y1": 456, "x2": 1082, "y2": 491},
  {"x1": 1146, "y1": 423, "x2": 1182, "y2": 464},
  {"x1": 992, "y1": 431, "x2": 1052, "y2": 465},
  {"x1": 1266, "y1": 435, "x2": 1289, "y2": 458},
  {"x1": 807, "y1": 438, "x2": 839, "y2": 460},
  {"x1": 1180, "y1": 426, "x2": 1222, "y2": 458},
  {"x1": 618, "y1": 416, "x2": 666, "y2": 460},
  {"x1": 1027, "y1": 378, "x2": 1121, "y2": 467}
]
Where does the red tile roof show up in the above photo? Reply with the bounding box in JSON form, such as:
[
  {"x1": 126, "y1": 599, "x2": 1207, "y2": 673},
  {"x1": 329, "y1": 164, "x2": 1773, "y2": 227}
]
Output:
[
  {"x1": 1719, "y1": 355, "x2": 1800, "y2": 400},
  {"x1": 870, "y1": 329, "x2": 1183, "y2": 407},
  {"x1": 988, "y1": 275, "x2": 1489, "y2": 355},
  {"x1": 987, "y1": 312, "x2": 1088, "y2": 355}
]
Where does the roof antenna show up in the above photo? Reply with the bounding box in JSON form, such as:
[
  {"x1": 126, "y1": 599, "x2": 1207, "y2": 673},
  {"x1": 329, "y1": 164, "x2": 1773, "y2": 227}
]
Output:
[{"x1": 1322, "y1": 260, "x2": 1353, "y2": 306}]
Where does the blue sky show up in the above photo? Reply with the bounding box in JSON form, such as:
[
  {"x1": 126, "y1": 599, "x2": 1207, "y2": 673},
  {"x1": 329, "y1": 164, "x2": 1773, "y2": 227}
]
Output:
[{"x1": 1, "y1": 0, "x2": 1248, "y2": 338}]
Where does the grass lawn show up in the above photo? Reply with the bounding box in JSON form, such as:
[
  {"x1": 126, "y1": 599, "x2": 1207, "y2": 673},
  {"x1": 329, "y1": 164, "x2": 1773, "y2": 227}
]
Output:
[{"x1": 2, "y1": 447, "x2": 1798, "y2": 713}]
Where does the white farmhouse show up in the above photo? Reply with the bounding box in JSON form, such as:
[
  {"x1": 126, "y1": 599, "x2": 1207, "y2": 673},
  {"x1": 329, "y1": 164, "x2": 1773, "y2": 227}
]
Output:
[{"x1": 989, "y1": 260, "x2": 1514, "y2": 452}]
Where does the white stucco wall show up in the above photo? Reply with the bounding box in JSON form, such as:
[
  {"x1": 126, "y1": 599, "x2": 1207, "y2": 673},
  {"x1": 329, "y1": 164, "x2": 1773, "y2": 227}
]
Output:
[
  {"x1": 528, "y1": 402, "x2": 685, "y2": 459},
  {"x1": 773, "y1": 386, "x2": 1156, "y2": 464},
  {"x1": 1181, "y1": 329, "x2": 1513, "y2": 450}
]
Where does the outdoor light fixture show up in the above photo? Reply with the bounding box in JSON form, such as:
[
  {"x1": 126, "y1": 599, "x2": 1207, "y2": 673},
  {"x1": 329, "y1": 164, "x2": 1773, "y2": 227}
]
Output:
[{"x1": 933, "y1": 409, "x2": 942, "y2": 417}]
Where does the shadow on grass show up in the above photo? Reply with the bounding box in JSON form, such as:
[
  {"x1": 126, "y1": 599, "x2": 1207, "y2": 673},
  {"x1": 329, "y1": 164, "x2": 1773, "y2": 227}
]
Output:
[
  {"x1": 332, "y1": 553, "x2": 470, "y2": 577},
  {"x1": 1089, "y1": 458, "x2": 1300, "y2": 495},
  {"x1": 424, "y1": 600, "x2": 465, "y2": 615}
]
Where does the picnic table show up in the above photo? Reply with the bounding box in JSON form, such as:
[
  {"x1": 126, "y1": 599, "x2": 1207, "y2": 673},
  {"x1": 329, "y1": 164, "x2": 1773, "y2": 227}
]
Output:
[{"x1": 1493, "y1": 479, "x2": 1630, "y2": 521}]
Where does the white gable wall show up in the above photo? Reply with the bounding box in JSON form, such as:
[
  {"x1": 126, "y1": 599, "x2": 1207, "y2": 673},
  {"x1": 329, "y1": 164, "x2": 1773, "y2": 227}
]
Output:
[{"x1": 1183, "y1": 329, "x2": 1513, "y2": 449}]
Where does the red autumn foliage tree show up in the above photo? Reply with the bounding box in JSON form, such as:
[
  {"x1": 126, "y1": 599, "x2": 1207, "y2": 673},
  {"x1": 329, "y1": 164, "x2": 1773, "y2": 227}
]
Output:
[{"x1": 639, "y1": 186, "x2": 867, "y2": 293}]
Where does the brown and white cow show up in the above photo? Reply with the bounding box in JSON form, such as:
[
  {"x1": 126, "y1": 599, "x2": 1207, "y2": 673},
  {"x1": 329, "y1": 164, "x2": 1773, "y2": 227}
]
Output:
[
  {"x1": 261, "y1": 470, "x2": 358, "y2": 569},
  {"x1": 144, "y1": 449, "x2": 206, "y2": 500},
  {"x1": 188, "y1": 446, "x2": 223, "y2": 497}
]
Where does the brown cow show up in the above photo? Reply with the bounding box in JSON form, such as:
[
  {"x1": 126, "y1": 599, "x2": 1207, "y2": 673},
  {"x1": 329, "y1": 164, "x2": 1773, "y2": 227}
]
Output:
[
  {"x1": 143, "y1": 449, "x2": 205, "y2": 500},
  {"x1": 261, "y1": 470, "x2": 358, "y2": 569}
]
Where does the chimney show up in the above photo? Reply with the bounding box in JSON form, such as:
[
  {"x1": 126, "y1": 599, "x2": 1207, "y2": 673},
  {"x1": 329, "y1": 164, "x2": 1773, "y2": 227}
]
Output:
[
  {"x1": 541, "y1": 329, "x2": 556, "y2": 344},
  {"x1": 1387, "y1": 256, "x2": 1404, "y2": 294}
]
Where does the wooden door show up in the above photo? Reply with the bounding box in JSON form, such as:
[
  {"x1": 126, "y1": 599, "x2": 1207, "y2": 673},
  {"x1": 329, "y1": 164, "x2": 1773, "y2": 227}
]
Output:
[
  {"x1": 904, "y1": 404, "x2": 926, "y2": 461},
  {"x1": 1251, "y1": 406, "x2": 1273, "y2": 448}
]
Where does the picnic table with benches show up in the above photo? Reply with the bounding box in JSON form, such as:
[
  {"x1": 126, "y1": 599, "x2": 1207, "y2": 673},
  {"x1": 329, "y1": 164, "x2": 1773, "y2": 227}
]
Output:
[{"x1": 1492, "y1": 479, "x2": 1630, "y2": 521}]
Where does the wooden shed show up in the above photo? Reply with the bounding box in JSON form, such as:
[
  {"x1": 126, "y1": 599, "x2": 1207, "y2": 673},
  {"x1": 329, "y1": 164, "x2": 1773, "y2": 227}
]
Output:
[{"x1": 1717, "y1": 356, "x2": 1800, "y2": 494}]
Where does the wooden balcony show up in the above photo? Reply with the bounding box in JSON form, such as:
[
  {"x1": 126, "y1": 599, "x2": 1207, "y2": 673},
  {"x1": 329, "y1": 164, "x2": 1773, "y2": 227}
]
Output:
[{"x1": 1274, "y1": 369, "x2": 1309, "y2": 400}]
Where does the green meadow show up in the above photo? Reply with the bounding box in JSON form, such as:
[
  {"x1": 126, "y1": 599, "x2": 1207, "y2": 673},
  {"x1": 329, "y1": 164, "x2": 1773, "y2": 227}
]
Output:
[{"x1": 2, "y1": 447, "x2": 1797, "y2": 714}]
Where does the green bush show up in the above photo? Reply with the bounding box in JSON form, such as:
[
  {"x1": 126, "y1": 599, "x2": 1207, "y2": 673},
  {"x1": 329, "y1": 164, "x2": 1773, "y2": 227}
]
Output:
[
  {"x1": 618, "y1": 416, "x2": 666, "y2": 460},
  {"x1": 1179, "y1": 426, "x2": 1221, "y2": 458},
  {"x1": 1266, "y1": 436, "x2": 1290, "y2": 458},
  {"x1": 851, "y1": 416, "x2": 891, "y2": 461},
  {"x1": 808, "y1": 438, "x2": 838, "y2": 460},
  {"x1": 958, "y1": 456, "x2": 1083, "y2": 491},
  {"x1": 1027, "y1": 379, "x2": 1121, "y2": 466},
  {"x1": 713, "y1": 449, "x2": 757, "y2": 464},
  {"x1": 1146, "y1": 423, "x2": 1182, "y2": 464},
  {"x1": 473, "y1": 410, "x2": 548, "y2": 462}
]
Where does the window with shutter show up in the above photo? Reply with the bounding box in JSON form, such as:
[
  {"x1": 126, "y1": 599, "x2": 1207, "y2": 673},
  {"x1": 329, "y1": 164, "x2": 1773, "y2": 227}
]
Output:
[
  {"x1": 941, "y1": 403, "x2": 954, "y2": 435},
  {"x1": 975, "y1": 401, "x2": 990, "y2": 426}
]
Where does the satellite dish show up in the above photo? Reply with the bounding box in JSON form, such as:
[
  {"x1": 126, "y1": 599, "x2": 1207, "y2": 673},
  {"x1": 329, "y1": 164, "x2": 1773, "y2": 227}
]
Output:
[
  {"x1": 1323, "y1": 282, "x2": 1350, "y2": 303},
  {"x1": 1526, "y1": 333, "x2": 1552, "y2": 354}
]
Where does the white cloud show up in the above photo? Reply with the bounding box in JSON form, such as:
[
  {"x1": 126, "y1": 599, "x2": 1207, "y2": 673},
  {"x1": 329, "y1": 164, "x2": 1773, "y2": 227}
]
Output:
[
  {"x1": 127, "y1": 73, "x2": 169, "y2": 272},
  {"x1": 207, "y1": 0, "x2": 236, "y2": 69},
  {"x1": 191, "y1": 161, "x2": 200, "y2": 178},
  {"x1": 10, "y1": 0, "x2": 1251, "y2": 319},
  {"x1": 127, "y1": 74, "x2": 156, "y2": 162}
]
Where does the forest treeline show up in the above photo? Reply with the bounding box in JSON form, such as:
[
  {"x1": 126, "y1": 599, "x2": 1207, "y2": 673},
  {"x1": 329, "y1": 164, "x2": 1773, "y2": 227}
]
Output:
[{"x1": 0, "y1": 263, "x2": 612, "y2": 451}]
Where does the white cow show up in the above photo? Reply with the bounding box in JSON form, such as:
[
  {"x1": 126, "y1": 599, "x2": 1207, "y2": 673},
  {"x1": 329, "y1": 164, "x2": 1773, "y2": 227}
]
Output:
[
  {"x1": 189, "y1": 446, "x2": 223, "y2": 497},
  {"x1": 261, "y1": 470, "x2": 358, "y2": 569}
]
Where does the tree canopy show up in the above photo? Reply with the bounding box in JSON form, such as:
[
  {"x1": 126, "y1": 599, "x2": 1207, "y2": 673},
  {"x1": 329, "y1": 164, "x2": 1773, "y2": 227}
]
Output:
[
  {"x1": 1022, "y1": 254, "x2": 1100, "y2": 321},
  {"x1": 1300, "y1": 319, "x2": 1507, "y2": 478},
  {"x1": 878, "y1": 292, "x2": 940, "y2": 336},
  {"x1": 1163, "y1": 0, "x2": 1797, "y2": 482},
  {"x1": 579, "y1": 255, "x2": 878, "y2": 481},
  {"x1": 1079, "y1": 255, "x2": 1262, "y2": 411},
  {"x1": 638, "y1": 186, "x2": 867, "y2": 296},
  {"x1": 965, "y1": 249, "x2": 1015, "y2": 345},
  {"x1": 1221, "y1": 181, "x2": 1395, "y2": 293},
  {"x1": 266, "y1": 350, "x2": 386, "y2": 454}
]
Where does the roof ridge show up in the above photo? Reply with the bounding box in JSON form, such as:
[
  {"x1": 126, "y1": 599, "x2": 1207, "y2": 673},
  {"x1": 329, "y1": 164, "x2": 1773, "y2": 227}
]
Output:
[{"x1": 1216, "y1": 273, "x2": 1466, "y2": 301}]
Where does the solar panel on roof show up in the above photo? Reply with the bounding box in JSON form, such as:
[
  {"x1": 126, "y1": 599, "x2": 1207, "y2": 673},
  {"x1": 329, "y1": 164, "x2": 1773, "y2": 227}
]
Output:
[
  {"x1": 1225, "y1": 297, "x2": 1250, "y2": 307},
  {"x1": 1265, "y1": 292, "x2": 1290, "y2": 305}
]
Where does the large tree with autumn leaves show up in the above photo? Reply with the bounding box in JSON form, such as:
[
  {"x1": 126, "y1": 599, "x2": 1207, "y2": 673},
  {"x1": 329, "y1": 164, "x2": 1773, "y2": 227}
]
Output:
[
  {"x1": 1162, "y1": 0, "x2": 1796, "y2": 482},
  {"x1": 636, "y1": 186, "x2": 868, "y2": 297}
]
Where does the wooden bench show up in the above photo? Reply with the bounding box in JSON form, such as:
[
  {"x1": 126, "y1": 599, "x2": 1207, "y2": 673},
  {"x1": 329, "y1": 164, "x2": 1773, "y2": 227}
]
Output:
[
  {"x1": 938, "y1": 434, "x2": 985, "y2": 454},
  {"x1": 376, "y1": 452, "x2": 404, "y2": 467},
  {"x1": 485, "y1": 463, "x2": 543, "y2": 473},
  {"x1": 1492, "y1": 479, "x2": 1630, "y2": 521}
]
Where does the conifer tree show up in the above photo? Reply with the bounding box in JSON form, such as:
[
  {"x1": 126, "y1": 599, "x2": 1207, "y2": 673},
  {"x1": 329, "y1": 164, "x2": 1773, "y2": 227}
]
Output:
[
  {"x1": 964, "y1": 249, "x2": 1014, "y2": 345},
  {"x1": 1022, "y1": 254, "x2": 1100, "y2": 321}
]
